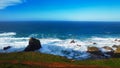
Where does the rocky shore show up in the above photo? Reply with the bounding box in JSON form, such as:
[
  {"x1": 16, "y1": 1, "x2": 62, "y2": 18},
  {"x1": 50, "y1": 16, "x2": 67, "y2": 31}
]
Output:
[
  {"x1": 87, "y1": 45, "x2": 120, "y2": 59},
  {"x1": 2, "y1": 38, "x2": 120, "y2": 60},
  {"x1": 68, "y1": 39, "x2": 120, "y2": 59}
]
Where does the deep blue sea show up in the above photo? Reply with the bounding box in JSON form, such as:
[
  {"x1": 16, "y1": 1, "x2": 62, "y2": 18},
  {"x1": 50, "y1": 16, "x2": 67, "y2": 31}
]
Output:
[
  {"x1": 0, "y1": 21, "x2": 120, "y2": 60},
  {"x1": 1, "y1": 21, "x2": 120, "y2": 38}
]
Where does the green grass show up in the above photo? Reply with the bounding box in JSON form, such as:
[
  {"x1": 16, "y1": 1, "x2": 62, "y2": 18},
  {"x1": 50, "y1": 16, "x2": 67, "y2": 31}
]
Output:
[
  {"x1": 0, "y1": 52, "x2": 120, "y2": 68},
  {"x1": 0, "y1": 63, "x2": 42, "y2": 68},
  {"x1": 0, "y1": 52, "x2": 69, "y2": 62}
]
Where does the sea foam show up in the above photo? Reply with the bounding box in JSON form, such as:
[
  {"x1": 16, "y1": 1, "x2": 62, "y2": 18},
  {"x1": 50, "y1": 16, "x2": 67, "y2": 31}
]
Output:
[
  {"x1": 0, "y1": 32, "x2": 120, "y2": 60},
  {"x1": 0, "y1": 32, "x2": 16, "y2": 36}
]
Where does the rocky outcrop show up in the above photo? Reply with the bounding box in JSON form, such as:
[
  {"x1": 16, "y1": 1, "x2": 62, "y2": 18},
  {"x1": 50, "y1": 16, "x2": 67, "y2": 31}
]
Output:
[
  {"x1": 100, "y1": 46, "x2": 120, "y2": 58},
  {"x1": 114, "y1": 39, "x2": 120, "y2": 42},
  {"x1": 70, "y1": 40, "x2": 75, "y2": 43},
  {"x1": 102, "y1": 46, "x2": 114, "y2": 57},
  {"x1": 111, "y1": 47, "x2": 120, "y2": 58},
  {"x1": 114, "y1": 47, "x2": 120, "y2": 53},
  {"x1": 112, "y1": 45, "x2": 120, "y2": 48},
  {"x1": 24, "y1": 37, "x2": 42, "y2": 51},
  {"x1": 102, "y1": 46, "x2": 113, "y2": 51},
  {"x1": 87, "y1": 46, "x2": 104, "y2": 56},
  {"x1": 87, "y1": 46, "x2": 99, "y2": 52},
  {"x1": 93, "y1": 42, "x2": 97, "y2": 45},
  {"x1": 3, "y1": 46, "x2": 11, "y2": 50}
]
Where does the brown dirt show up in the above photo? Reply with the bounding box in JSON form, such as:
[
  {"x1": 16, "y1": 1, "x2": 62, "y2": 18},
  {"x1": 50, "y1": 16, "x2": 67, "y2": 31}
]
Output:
[{"x1": 0, "y1": 60, "x2": 111, "y2": 68}]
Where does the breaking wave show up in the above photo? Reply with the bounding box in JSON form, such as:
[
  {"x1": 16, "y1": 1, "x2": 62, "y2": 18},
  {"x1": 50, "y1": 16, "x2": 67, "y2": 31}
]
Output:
[{"x1": 0, "y1": 32, "x2": 120, "y2": 60}]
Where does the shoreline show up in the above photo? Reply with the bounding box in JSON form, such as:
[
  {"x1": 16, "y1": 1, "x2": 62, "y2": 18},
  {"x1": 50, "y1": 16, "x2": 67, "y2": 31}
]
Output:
[{"x1": 1, "y1": 37, "x2": 120, "y2": 60}]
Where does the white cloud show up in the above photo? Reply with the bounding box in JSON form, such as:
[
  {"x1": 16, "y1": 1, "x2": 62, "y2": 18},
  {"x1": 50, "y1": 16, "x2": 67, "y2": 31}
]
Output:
[{"x1": 0, "y1": 0, "x2": 24, "y2": 9}]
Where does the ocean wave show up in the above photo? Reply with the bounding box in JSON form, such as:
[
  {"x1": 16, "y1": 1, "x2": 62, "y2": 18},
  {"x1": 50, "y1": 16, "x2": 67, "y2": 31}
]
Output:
[
  {"x1": 0, "y1": 33, "x2": 120, "y2": 60},
  {"x1": 0, "y1": 32, "x2": 16, "y2": 37}
]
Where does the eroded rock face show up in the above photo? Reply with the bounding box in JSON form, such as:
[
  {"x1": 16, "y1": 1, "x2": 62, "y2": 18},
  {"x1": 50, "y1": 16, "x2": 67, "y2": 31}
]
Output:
[{"x1": 24, "y1": 37, "x2": 42, "y2": 51}]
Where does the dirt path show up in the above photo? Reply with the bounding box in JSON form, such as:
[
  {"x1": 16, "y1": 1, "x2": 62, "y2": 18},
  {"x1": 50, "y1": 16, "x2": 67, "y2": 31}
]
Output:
[{"x1": 0, "y1": 60, "x2": 111, "y2": 68}]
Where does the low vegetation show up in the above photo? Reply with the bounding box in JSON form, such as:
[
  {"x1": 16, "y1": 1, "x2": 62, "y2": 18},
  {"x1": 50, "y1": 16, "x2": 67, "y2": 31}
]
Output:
[{"x1": 0, "y1": 52, "x2": 120, "y2": 68}]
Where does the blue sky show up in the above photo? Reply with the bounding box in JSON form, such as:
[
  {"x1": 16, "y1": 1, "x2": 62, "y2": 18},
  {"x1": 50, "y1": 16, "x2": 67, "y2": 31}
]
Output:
[{"x1": 0, "y1": 0, "x2": 120, "y2": 21}]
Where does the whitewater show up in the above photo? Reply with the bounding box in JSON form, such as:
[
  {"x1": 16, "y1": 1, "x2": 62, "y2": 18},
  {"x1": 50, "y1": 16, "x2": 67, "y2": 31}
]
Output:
[{"x1": 0, "y1": 32, "x2": 120, "y2": 60}]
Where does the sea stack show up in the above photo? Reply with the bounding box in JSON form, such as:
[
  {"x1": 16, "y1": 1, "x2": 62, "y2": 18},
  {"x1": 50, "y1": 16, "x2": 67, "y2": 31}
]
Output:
[{"x1": 24, "y1": 37, "x2": 42, "y2": 51}]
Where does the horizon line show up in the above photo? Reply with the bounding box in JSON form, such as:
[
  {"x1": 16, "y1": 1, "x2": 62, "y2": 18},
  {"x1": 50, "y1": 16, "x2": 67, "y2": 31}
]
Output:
[{"x1": 0, "y1": 20, "x2": 120, "y2": 22}]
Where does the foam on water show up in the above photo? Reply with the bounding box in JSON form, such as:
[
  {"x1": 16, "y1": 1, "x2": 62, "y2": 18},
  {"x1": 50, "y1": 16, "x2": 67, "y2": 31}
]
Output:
[
  {"x1": 0, "y1": 32, "x2": 120, "y2": 60},
  {"x1": 0, "y1": 32, "x2": 28, "y2": 53},
  {"x1": 0, "y1": 32, "x2": 16, "y2": 37},
  {"x1": 40, "y1": 39, "x2": 89, "y2": 60}
]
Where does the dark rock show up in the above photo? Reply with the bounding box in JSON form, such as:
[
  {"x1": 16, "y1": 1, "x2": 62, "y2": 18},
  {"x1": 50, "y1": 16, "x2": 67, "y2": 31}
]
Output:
[
  {"x1": 24, "y1": 37, "x2": 42, "y2": 51},
  {"x1": 3, "y1": 46, "x2": 11, "y2": 50},
  {"x1": 87, "y1": 46, "x2": 99, "y2": 52},
  {"x1": 87, "y1": 46, "x2": 104, "y2": 56},
  {"x1": 112, "y1": 53, "x2": 120, "y2": 58},
  {"x1": 114, "y1": 39, "x2": 120, "y2": 42},
  {"x1": 77, "y1": 44, "x2": 81, "y2": 47},
  {"x1": 115, "y1": 39, "x2": 118, "y2": 41},
  {"x1": 88, "y1": 51, "x2": 104, "y2": 56},
  {"x1": 112, "y1": 45, "x2": 118, "y2": 48},
  {"x1": 105, "y1": 51, "x2": 114, "y2": 55},
  {"x1": 110, "y1": 47, "x2": 120, "y2": 58},
  {"x1": 102, "y1": 46, "x2": 114, "y2": 58},
  {"x1": 93, "y1": 42, "x2": 97, "y2": 45},
  {"x1": 70, "y1": 40, "x2": 75, "y2": 43},
  {"x1": 104, "y1": 51, "x2": 114, "y2": 58},
  {"x1": 103, "y1": 47, "x2": 120, "y2": 58},
  {"x1": 102, "y1": 46, "x2": 113, "y2": 51},
  {"x1": 118, "y1": 40, "x2": 120, "y2": 42},
  {"x1": 112, "y1": 45, "x2": 120, "y2": 48}
]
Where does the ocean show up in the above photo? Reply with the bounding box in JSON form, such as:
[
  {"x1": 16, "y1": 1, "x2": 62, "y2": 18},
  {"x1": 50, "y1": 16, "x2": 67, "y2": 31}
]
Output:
[{"x1": 0, "y1": 21, "x2": 120, "y2": 60}]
